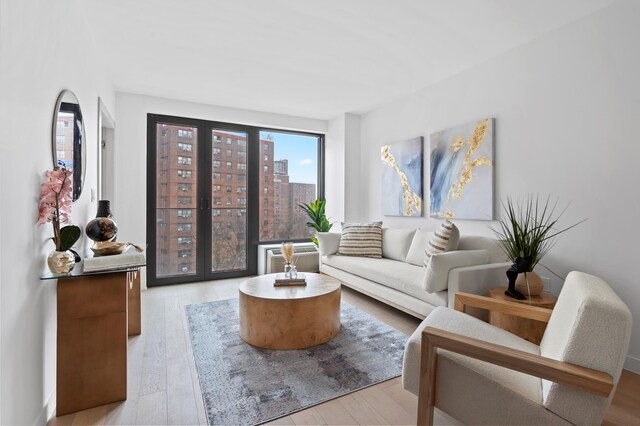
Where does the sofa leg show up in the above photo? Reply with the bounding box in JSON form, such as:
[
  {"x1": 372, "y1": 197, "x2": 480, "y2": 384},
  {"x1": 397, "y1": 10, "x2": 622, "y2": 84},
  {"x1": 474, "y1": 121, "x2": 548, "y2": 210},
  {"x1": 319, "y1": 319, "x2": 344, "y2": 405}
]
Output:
[{"x1": 418, "y1": 334, "x2": 437, "y2": 426}]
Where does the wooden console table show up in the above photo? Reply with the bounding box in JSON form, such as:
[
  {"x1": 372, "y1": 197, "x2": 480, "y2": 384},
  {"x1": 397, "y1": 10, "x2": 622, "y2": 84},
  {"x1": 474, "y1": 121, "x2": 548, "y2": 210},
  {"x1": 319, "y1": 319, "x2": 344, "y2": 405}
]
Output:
[{"x1": 41, "y1": 264, "x2": 143, "y2": 416}]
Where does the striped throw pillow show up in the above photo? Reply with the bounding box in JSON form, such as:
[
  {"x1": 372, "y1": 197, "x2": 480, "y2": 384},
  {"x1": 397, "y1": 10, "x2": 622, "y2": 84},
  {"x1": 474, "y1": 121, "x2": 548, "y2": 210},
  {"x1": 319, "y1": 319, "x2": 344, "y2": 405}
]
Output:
[
  {"x1": 426, "y1": 220, "x2": 458, "y2": 259},
  {"x1": 338, "y1": 222, "x2": 383, "y2": 258}
]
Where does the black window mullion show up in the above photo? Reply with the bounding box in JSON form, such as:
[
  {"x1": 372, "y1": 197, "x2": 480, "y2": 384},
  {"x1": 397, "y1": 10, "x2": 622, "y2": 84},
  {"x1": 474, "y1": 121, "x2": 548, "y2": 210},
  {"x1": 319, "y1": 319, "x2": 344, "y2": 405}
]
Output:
[
  {"x1": 197, "y1": 121, "x2": 210, "y2": 280},
  {"x1": 246, "y1": 128, "x2": 260, "y2": 276},
  {"x1": 146, "y1": 115, "x2": 158, "y2": 285}
]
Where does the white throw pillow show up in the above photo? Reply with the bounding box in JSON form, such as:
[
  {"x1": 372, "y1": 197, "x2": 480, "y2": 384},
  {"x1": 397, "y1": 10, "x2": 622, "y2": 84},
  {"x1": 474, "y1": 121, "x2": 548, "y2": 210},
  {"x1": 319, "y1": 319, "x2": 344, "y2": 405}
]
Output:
[
  {"x1": 316, "y1": 232, "x2": 341, "y2": 256},
  {"x1": 382, "y1": 228, "x2": 417, "y2": 261},
  {"x1": 405, "y1": 224, "x2": 460, "y2": 266},
  {"x1": 423, "y1": 249, "x2": 489, "y2": 293},
  {"x1": 338, "y1": 222, "x2": 383, "y2": 258}
]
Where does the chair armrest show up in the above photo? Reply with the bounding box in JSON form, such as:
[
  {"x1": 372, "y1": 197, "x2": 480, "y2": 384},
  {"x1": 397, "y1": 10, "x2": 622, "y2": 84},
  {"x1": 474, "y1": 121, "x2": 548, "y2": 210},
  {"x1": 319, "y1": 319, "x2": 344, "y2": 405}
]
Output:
[
  {"x1": 454, "y1": 292, "x2": 553, "y2": 323},
  {"x1": 421, "y1": 326, "x2": 613, "y2": 397}
]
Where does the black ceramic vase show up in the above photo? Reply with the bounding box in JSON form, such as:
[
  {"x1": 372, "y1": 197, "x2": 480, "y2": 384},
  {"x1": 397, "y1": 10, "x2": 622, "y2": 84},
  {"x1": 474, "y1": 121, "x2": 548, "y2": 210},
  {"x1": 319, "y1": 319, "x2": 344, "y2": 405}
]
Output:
[{"x1": 85, "y1": 200, "x2": 119, "y2": 242}]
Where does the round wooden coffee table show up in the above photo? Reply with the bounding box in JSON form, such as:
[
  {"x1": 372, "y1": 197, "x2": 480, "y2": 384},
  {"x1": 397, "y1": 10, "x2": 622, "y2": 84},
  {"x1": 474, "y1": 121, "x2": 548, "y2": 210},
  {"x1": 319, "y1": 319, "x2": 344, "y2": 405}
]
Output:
[{"x1": 239, "y1": 273, "x2": 341, "y2": 350}]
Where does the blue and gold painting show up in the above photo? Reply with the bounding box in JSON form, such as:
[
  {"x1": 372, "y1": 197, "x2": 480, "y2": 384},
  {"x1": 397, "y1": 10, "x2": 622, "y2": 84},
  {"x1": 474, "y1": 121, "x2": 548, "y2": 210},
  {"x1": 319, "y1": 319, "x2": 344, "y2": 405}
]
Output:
[
  {"x1": 430, "y1": 118, "x2": 494, "y2": 220},
  {"x1": 381, "y1": 137, "x2": 423, "y2": 217}
]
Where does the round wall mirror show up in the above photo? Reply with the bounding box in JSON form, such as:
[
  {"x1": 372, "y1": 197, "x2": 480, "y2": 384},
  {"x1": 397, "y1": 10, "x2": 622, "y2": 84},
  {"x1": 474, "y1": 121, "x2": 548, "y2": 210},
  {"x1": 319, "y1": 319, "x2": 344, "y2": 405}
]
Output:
[{"x1": 52, "y1": 90, "x2": 86, "y2": 201}]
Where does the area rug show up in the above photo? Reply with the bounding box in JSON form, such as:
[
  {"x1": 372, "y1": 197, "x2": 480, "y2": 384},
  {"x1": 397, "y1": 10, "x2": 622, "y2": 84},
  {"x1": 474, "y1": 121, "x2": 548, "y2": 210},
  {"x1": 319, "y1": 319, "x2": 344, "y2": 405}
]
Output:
[{"x1": 185, "y1": 298, "x2": 408, "y2": 425}]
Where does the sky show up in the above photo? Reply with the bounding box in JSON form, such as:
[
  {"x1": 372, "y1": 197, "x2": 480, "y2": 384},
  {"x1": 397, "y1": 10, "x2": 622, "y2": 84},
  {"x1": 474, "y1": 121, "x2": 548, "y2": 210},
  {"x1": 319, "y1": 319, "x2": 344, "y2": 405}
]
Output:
[{"x1": 261, "y1": 131, "x2": 318, "y2": 185}]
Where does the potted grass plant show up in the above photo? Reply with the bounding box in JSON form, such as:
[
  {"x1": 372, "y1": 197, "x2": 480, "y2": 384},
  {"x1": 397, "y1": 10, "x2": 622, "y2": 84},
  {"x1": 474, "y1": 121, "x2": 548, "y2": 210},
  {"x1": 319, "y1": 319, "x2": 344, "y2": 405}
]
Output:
[
  {"x1": 493, "y1": 195, "x2": 584, "y2": 300},
  {"x1": 298, "y1": 198, "x2": 332, "y2": 247}
]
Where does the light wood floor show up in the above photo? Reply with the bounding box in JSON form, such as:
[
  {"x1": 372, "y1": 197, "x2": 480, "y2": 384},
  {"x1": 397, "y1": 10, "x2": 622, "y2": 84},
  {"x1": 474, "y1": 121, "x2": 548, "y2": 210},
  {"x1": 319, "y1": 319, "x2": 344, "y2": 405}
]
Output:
[{"x1": 48, "y1": 277, "x2": 640, "y2": 426}]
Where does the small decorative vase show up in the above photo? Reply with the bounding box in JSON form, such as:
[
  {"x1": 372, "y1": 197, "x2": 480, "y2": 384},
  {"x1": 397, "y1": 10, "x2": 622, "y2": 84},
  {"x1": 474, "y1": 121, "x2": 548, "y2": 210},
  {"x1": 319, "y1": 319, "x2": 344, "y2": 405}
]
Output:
[
  {"x1": 85, "y1": 200, "x2": 118, "y2": 242},
  {"x1": 284, "y1": 262, "x2": 293, "y2": 278},
  {"x1": 515, "y1": 271, "x2": 544, "y2": 297},
  {"x1": 289, "y1": 264, "x2": 298, "y2": 279},
  {"x1": 47, "y1": 250, "x2": 75, "y2": 274}
]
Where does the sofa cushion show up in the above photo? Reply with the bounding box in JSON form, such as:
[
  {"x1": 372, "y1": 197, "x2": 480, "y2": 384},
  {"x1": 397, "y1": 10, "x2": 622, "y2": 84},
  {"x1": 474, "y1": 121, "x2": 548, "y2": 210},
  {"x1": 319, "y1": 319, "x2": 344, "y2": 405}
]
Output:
[
  {"x1": 316, "y1": 232, "x2": 341, "y2": 256},
  {"x1": 423, "y1": 250, "x2": 489, "y2": 293},
  {"x1": 382, "y1": 228, "x2": 416, "y2": 261},
  {"x1": 338, "y1": 222, "x2": 383, "y2": 258},
  {"x1": 322, "y1": 254, "x2": 447, "y2": 307},
  {"x1": 426, "y1": 220, "x2": 460, "y2": 258},
  {"x1": 405, "y1": 226, "x2": 460, "y2": 267}
]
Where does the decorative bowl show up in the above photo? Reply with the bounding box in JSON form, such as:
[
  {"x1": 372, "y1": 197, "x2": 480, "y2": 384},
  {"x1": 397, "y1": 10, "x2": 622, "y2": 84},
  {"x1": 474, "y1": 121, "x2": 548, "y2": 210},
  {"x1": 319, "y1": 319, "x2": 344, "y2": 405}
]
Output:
[{"x1": 90, "y1": 241, "x2": 131, "y2": 256}]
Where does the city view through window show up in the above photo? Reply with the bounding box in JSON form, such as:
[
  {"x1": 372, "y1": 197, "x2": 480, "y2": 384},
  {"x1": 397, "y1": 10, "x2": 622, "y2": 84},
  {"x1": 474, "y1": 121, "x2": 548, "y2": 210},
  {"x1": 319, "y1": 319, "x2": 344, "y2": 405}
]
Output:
[
  {"x1": 154, "y1": 123, "x2": 319, "y2": 279},
  {"x1": 259, "y1": 130, "x2": 318, "y2": 242}
]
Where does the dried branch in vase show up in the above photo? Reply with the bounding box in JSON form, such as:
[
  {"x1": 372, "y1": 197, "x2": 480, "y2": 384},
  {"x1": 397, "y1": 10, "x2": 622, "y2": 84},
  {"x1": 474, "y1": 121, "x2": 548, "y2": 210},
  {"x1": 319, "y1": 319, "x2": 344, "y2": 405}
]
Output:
[{"x1": 282, "y1": 242, "x2": 294, "y2": 264}]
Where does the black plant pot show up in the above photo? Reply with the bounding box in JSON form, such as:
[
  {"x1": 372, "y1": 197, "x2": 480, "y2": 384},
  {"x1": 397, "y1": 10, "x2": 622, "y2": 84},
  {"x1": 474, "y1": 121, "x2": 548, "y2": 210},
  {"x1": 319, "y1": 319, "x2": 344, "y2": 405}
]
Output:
[{"x1": 85, "y1": 200, "x2": 118, "y2": 242}]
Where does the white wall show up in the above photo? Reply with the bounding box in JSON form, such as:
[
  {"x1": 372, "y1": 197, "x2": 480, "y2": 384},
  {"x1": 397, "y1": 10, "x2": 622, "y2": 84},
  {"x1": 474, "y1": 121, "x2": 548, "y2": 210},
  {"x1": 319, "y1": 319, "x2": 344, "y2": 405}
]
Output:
[
  {"x1": 0, "y1": 0, "x2": 115, "y2": 423},
  {"x1": 325, "y1": 115, "x2": 346, "y2": 225},
  {"x1": 325, "y1": 113, "x2": 363, "y2": 228},
  {"x1": 343, "y1": 114, "x2": 363, "y2": 223},
  {"x1": 357, "y1": 0, "x2": 640, "y2": 371},
  {"x1": 114, "y1": 93, "x2": 327, "y2": 286}
]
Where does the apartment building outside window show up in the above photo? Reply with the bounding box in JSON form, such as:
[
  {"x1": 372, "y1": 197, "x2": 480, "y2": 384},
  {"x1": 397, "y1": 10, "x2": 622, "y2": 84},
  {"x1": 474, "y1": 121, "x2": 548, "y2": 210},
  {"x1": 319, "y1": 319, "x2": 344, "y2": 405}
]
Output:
[
  {"x1": 177, "y1": 156, "x2": 192, "y2": 165},
  {"x1": 177, "y1": 237, "x2": 192, "y2": 245},
  {"x1": 177, "y1": 129, "x2": 193, "y2": 138}
]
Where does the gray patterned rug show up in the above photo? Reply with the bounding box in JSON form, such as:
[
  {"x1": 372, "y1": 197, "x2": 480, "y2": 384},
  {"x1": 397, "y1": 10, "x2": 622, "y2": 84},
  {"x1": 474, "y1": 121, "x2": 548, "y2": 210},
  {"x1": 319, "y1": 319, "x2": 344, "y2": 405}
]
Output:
[{"x1": 185, "y1": 298, "x2": 408, "y2": 425}]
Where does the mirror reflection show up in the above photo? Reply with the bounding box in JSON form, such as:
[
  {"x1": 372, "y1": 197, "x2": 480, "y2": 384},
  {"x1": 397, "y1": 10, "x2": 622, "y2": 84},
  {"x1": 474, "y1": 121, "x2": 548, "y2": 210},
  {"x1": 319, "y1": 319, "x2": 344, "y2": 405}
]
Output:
[{"x1": 52, "y1": 90, "x2": 85, "y2": 201}]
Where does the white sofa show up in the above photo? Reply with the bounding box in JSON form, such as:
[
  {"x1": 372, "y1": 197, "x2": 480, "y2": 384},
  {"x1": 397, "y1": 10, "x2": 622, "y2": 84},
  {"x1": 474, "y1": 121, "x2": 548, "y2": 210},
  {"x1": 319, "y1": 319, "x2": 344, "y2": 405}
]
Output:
[{"x1": 317, "y1": 228, "x2": 510, "y2": 318}]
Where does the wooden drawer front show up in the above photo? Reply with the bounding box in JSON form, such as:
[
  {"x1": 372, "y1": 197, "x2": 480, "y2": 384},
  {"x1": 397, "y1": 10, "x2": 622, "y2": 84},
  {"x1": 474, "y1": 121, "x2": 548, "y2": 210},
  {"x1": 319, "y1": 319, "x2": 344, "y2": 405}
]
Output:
[
  {"x1": 57, "y1": 312, "x2": 127, "y2": 416},
  {"x1": 58, "y1": 273, "x2": 127, "y2": 318}
]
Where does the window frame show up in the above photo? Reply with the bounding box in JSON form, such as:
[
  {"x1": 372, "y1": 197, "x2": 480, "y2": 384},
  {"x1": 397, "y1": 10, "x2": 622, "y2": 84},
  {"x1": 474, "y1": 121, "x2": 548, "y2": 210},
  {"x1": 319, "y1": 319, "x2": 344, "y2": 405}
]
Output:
[
  {"x1": 256, "y1": 127, "x2": 325, "y2": 245},
  {"x1": 147, "y1": 114, "x2": 324, "y2": 287}
]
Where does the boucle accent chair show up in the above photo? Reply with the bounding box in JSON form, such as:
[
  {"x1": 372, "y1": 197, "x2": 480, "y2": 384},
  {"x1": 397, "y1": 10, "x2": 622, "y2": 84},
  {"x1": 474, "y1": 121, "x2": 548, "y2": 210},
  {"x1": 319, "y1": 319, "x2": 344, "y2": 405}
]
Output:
[{"x1": 402, "y1": 271, "x2": 632, "y2": 425}]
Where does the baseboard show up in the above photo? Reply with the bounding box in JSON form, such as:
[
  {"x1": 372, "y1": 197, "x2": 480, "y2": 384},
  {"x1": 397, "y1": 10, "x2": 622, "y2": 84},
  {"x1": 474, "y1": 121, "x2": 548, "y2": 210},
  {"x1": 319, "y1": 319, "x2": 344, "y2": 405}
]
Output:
[
  {"x1": 35, "y1": 390, "x2": 56, "y2": 426},
  {"x1": 624, "y1": 355, "x2": 640, "y2": 374}
]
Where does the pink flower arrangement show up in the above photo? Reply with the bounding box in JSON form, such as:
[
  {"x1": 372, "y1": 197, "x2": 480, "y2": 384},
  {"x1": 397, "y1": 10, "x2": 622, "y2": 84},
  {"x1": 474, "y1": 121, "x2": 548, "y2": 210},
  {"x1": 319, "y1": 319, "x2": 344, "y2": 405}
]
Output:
[{"x1": 37, "y1": 168, "x2": 73, "y2": 251}]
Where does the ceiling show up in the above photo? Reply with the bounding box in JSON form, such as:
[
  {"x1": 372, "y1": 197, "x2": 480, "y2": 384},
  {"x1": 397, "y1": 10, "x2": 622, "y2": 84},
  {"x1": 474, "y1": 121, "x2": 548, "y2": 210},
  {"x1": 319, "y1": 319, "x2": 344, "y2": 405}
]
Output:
[{"x1": 80, "y1": 0, "x2": 615, "y2": 120}]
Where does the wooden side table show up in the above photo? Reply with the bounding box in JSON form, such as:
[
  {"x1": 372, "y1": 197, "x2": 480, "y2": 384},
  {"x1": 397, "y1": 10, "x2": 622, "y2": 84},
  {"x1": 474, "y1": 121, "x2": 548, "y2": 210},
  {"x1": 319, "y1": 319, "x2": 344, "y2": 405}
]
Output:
[{"x1": 486, "y1": 287, "x2": 557, "y2": 344}]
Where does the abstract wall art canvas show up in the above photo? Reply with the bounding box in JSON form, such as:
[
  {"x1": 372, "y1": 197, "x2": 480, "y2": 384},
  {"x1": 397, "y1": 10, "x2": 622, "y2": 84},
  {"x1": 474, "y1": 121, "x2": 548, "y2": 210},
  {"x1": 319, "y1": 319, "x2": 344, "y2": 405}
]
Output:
[
  {"x1": 430, "y1": 118, "x2": 494, "y2": 220},
  {"x1": 381, "y1": 136, "x2": 423, "y2": 217}
]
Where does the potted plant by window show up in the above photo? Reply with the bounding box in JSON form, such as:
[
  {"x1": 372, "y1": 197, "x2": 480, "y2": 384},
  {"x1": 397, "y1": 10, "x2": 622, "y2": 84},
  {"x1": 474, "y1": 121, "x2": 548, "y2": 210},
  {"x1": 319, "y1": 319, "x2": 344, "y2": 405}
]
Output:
[
  {"x1": 298, "y1": 198, "x2": 332, "y2": 247},
  {"x1": 493, "y1": 195, "x2": 584, "y2": 300}
]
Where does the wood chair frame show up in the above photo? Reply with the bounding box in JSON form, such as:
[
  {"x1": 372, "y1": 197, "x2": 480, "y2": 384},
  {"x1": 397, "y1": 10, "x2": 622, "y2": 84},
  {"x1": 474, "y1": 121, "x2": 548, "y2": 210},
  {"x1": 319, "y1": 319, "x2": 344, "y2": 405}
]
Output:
[{"x1": 417, "y1": 292, "x2": 614, "y2": 425}]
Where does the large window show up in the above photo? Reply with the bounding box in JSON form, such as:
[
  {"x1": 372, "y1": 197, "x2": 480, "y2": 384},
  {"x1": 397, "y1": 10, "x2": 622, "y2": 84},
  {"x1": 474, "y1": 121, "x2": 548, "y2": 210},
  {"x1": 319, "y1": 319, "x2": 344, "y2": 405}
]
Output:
[
  {"x1": 259, "y1": 131, "x2": 321, "y2": 242},
  {"x1": 148, "y1": 114, "x2": 323, "y2": 286}
]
